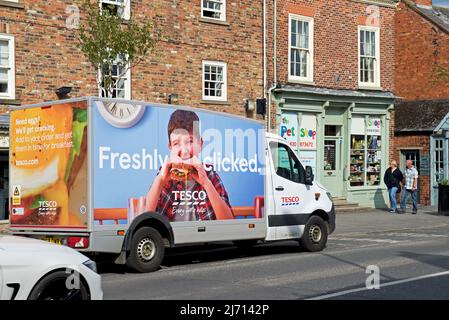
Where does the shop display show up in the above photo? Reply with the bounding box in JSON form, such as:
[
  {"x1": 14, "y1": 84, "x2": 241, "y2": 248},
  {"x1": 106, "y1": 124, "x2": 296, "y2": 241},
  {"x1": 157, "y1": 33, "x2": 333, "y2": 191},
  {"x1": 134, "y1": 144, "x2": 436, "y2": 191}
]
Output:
[{"x1": 350, "y1": 135, "x2": 365, "y2": 186}]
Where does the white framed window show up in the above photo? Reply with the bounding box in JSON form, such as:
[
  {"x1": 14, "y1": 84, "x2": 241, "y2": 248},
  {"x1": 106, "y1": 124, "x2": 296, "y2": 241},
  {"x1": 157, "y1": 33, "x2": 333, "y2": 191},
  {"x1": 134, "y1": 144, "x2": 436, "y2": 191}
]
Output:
[
  {"x1": 201, "y1": 0, "x2": 226, "y2": 21},
  {"x1": 202, "y1": 61, "x2": 227, "y2": 102},
  {"x1": 288, "y1": 14, "x2": 314, "y2": 83},
  {"x1": 0, "y1": 35, "x2": 15, "y2": 100},
  {"x1": 99, "y1": 55, "x2": 131, "y2": 99},
  {"x1": 358, "y1": 26, "x2": 381, "y2": 88},
  {"x1": 434, "y1": 138, "x2": 445, "y2": 184},
  {"x1": 99, "y1": 0, "x2": 130, "y2": 20}
]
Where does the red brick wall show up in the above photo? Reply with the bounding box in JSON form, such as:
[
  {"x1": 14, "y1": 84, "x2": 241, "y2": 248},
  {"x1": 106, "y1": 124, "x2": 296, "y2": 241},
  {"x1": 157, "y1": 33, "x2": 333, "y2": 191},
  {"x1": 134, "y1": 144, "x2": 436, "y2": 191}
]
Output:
[
  {"x1": 0, "y1": 0, "x2": 263, "y2": 118},
  {"x1": 395, "y1": 1, "x2": 449, "y2": 100},
  {"x1": 393, "y1": 133, "x2": 431, "y2": 205},
  {"x1": 266, "y1": 0, "x2": 396, "y2": 129},
  {"x1": 266, "y1": 0, "x2": 396, "y2": 90}
]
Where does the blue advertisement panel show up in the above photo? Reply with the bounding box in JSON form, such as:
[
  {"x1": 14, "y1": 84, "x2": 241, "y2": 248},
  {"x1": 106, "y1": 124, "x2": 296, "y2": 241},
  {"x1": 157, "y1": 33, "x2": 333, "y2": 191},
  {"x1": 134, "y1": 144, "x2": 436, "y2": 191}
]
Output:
[{"x1": 92, "y1": 101, "x2": 265, "y2": 225}]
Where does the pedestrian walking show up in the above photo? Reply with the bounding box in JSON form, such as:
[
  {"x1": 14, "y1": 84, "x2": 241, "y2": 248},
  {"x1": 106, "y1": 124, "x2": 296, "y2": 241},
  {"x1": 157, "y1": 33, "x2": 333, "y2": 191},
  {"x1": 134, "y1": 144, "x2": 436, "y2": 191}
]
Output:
[
  {"x1": 383, "y1": 160, "x2": 403, "y2": 213},
  {"x1": 399, "y1": 160, "x2": 419, "y2": 214}
]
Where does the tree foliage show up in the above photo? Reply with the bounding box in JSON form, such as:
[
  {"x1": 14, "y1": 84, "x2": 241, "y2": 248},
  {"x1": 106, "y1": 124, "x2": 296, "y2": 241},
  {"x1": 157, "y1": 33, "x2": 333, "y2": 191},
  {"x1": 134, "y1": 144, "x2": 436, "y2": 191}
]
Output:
[{"x1": 77, "y1": 0, "x2": 159, "y2": 97}]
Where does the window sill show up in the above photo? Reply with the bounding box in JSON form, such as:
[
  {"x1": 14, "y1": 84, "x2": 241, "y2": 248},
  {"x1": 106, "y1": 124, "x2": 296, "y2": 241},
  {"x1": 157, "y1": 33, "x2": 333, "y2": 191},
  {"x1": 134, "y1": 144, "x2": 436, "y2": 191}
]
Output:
[
  {"x1": 0, "y1": 98, "x2": 20, "y2": 105},
  {"x1": 0, "y1": 1, "x2": 25, "y2": 9},
  {"x1": 358, "y1": 85, "x2": 383, "y2": 91},
  {"x1": 288, "y1": 79, "x2": 316, "y2": 86},
  {"x1": 199, "y1": 17, "x2": 230, "y2": 27},
  {"x1": 351, "y1": 0, "x2": 397, "y2": 9},
  {"x1": 200, "y1": 100, "x2": 230, "y2": 105}
]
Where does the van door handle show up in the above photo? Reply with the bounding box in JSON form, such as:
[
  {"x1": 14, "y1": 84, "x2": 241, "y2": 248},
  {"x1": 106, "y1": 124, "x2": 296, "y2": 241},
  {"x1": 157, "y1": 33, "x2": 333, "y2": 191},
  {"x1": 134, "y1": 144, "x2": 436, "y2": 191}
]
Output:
[{"x1": 275, "y1": 186, "x2": 284, "y2": 191}]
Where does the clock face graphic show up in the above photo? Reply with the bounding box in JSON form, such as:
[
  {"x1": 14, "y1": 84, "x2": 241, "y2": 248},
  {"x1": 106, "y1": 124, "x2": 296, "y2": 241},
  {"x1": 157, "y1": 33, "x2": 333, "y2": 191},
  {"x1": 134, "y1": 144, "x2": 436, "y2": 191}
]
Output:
[{"x1": 97, "y1": 101, "x2": 145, "y2": 128}]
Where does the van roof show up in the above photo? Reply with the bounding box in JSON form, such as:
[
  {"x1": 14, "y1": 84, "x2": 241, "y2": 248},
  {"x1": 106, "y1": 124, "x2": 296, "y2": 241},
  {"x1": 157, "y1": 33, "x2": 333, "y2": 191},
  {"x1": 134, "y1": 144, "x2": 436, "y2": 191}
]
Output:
[{"x1": 265, "y1": 132, "x2": 285, "y2": 141}]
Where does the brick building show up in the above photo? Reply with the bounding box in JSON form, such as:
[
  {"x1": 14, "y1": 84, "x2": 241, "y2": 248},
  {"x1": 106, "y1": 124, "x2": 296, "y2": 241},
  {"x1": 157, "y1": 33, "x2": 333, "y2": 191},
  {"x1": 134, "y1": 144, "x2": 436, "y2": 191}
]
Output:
[
  {"x1": 393, "y1": 0, "x2": 449, "y2": 206},
  {"x1": 0, "y1": 0, "x2": 264, "y2": 220},
  {"x1": 266, "y1": 0, "x2": 397, "y2": 208}
]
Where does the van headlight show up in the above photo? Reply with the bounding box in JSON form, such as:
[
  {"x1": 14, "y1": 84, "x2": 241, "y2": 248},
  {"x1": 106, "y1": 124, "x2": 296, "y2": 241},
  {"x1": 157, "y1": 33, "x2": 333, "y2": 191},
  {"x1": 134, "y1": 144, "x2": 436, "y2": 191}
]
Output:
[
  {"x1": 83, "y1": 259, "x2": 98, "y2": 273},
  {"x1": 326, "y1": 192, "x2": 333, "y2": 203}
]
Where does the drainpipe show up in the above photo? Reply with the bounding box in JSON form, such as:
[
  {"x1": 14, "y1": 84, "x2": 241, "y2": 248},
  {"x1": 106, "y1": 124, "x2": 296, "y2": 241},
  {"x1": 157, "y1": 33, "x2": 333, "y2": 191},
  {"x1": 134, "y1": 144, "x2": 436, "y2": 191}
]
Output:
[
  {"x1": 263, "y1": 0, "x2": 267, "y2": 100},
  {"x1": 267, "y1": 0, "x2": 277, "y2": 133}
]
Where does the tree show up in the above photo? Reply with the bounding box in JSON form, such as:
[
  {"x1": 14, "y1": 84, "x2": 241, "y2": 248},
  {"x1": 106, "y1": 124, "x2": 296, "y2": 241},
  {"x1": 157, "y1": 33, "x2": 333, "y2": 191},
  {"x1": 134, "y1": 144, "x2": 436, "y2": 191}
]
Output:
[{"x1": 77, "y1": 0, "x2": 160, "y2": 98}]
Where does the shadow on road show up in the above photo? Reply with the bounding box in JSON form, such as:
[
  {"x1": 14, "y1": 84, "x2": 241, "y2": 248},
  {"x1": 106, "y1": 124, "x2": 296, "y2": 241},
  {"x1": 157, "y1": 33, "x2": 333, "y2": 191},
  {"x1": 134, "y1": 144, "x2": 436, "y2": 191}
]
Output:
[
  {"x1": 93, "y1": 240, "x2": 306, "y2": 274},
  {"x1": 398, "y1": 251, "x2": 449, "y2": 270}
]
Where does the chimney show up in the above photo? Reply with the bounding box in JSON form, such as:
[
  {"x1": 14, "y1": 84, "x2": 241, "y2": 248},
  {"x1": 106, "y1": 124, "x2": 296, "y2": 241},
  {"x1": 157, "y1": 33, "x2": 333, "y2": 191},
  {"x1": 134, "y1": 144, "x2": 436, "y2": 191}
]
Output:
[{"x1": 414, "y1": 0, "x2": 432, "y2": 7}]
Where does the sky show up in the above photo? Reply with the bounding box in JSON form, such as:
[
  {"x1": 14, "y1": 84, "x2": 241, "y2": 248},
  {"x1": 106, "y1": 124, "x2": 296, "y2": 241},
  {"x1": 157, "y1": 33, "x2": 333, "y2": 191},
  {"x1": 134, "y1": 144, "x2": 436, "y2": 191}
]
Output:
[{"x1": 434, "y1": 0, "x2": 449, "y2": 8}]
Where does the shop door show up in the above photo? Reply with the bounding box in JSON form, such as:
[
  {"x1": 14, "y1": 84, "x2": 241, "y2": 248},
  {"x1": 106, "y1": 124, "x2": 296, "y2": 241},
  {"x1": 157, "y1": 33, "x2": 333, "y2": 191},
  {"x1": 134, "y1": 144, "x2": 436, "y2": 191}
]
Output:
[
  {"x1": 401, "y1": 150, "x2": 420, "y2": 204},
  {"x1": 322, "y1": 137, "x2": 343, "y2": 197}
]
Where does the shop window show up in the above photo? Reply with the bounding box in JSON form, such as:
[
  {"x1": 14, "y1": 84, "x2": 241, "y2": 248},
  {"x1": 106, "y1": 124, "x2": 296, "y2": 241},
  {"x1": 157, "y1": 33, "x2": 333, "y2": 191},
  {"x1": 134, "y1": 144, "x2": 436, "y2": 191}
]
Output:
[
  {"x1": 367, "y1": 135, "x2": 381, "y2": 186},
  {"x1": 350, "y1": 116, "x2": 382, "y2": 187},
  {"x1": 350, "y1": 135, "x2": 365, "y2": 186},
  {"x1": 325, "y1": 125, "x2": 338, "y2": 137},
  {"x1": 324, "y1": 140, "x2": 336, "y2": 171}
]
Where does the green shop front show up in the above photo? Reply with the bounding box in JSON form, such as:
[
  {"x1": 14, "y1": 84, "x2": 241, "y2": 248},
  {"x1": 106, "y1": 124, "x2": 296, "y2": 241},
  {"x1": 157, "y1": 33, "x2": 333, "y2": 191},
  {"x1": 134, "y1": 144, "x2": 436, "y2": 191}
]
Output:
[{"x1": 273, "y1": 86, "x2": 395, "y2": 208}]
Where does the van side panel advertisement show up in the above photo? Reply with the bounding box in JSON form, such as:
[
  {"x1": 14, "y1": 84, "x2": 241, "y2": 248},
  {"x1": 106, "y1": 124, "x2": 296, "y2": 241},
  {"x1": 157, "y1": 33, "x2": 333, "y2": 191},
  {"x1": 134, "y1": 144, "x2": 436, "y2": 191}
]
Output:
[
  {"x1": 9, "y1": 102, "x2": 89, "y2": 228},
  {"x1": 92, "y1": 101, "x2": 265, "y2": 226}
]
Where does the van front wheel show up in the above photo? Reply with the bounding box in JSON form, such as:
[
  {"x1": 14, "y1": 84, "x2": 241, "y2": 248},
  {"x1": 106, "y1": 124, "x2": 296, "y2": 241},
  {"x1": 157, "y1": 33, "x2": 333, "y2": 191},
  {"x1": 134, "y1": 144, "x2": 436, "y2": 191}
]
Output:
[
  {"x1": 300, "y1": 216, "x2": 328, "y2": 252},
  {"x1": 126, "y1": 227, "x2": 165, "y2": 273}
]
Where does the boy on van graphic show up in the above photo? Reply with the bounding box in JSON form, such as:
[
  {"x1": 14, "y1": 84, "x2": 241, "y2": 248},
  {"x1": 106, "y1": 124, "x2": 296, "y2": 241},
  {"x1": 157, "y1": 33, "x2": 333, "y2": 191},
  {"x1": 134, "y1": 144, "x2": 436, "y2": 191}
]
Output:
[{"x1": 145, "y1": 109, "x2": 234, "y2": 221}]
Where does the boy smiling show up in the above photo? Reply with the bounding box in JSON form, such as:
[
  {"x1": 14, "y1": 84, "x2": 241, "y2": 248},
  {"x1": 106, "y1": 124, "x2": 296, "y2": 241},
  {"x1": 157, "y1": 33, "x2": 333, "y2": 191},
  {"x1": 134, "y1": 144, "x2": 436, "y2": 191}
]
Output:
[{"x1": 145, "y1": 109, "x2": 234, "y2": 221}]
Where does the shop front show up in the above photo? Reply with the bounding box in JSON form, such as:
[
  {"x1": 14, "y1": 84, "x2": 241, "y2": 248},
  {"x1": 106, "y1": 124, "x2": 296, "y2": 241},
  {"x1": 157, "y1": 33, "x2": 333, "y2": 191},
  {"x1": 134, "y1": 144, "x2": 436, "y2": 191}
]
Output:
[
  {"x1": 394, "y1": 100, "x2": 449, "y2": 206},
  {"x1": 431, "y1": 113, "x2": 449, "y2": 205},
  {"x1": 274, "y1": 86, "x2": 395, "y2": 208}
]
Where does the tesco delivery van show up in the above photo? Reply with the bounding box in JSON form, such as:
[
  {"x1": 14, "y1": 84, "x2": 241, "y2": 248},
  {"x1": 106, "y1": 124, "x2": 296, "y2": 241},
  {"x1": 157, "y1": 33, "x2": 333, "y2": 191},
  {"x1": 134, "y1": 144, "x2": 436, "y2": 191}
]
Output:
[{"x1": 9, "y1": 97, "x2": 335, "y2": 272}]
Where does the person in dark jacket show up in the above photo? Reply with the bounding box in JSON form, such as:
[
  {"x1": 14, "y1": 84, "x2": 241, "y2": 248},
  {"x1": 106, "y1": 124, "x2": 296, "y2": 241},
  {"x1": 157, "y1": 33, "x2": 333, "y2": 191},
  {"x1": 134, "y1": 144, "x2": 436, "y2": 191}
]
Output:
[{"x1": 383, "y1": 160, "x2": 403, "y2": 213}]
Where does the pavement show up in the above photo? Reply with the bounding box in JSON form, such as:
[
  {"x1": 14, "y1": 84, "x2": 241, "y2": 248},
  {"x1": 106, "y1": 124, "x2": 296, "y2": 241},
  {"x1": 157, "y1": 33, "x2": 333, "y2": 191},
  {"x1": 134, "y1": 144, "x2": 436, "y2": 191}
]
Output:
[
  {"x1": 95, "y1": 206, "x2": 449, "y2": 300},
  {"x1": 0, "y1": 221, "x2": 9, "y2": 234}
]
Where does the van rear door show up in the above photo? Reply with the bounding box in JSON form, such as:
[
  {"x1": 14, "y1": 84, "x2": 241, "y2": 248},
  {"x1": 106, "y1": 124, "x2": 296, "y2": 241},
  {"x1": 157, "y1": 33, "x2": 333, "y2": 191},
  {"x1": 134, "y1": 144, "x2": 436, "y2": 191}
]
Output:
[{"x1": 267, "y1": 140, "x2": 315, "y2": 240}]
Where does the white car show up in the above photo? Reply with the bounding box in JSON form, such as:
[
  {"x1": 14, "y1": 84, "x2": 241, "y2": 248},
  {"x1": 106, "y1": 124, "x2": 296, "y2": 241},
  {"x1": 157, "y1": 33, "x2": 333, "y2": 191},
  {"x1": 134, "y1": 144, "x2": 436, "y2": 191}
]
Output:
[{"x1": 0, "y1": 235, "x2": 103, "y2": 300}]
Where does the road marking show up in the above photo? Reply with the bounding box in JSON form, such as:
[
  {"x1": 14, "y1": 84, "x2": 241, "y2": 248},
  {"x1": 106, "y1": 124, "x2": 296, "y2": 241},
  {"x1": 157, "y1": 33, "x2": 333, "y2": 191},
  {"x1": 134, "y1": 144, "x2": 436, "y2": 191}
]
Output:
[
  {"x1": 307, "y1": 270, "x2": 449, "y2": 300},
  {"x1": 383, "y1": 233, "x2": 448, "y2": 238},
  {"x1": 332, "y1": 237, "x2": 401, "y2": 244}
]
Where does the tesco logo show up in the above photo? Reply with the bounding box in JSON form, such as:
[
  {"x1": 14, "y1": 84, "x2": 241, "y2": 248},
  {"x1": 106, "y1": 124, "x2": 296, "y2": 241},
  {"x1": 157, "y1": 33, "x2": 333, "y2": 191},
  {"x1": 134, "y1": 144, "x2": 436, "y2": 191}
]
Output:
[
  {"x1": 281, "y1": 196, "x2": 300, "y2": 206},
  {"x1": 173, "y1": 190, "x2": 207, "y2": 201},
  {"x1": 38, "y1": 200, "x2": 58, "y2": 208}
]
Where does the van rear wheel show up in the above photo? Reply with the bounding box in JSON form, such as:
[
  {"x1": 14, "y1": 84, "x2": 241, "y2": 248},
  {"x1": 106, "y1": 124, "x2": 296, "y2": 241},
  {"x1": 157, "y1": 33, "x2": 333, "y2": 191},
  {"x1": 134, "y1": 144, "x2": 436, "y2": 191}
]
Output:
[
  {"x1": 126, "y1": 227, "x2": 165, "y2": 273},
  {"x1": 300, "y1": 216, "x2": 328, "y2": 252}
]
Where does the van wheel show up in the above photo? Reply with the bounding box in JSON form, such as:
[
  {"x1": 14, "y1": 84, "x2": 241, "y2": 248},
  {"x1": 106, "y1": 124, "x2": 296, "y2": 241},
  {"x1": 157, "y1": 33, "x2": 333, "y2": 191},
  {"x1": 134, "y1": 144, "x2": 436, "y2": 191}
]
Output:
[
  {"x1": 300, "y1": 216, "x2": 328, "y2": 252},
  {"x1": 126, "y1": 227, "x2": 165, "y2": 273}
]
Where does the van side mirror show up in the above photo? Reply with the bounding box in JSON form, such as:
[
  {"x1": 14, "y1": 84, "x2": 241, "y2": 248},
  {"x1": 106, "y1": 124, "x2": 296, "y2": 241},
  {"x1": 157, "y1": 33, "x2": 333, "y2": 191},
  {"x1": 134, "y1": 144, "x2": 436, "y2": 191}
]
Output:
[{"x1": 305, "y1": 166, "x2": 314, "y2": 185}]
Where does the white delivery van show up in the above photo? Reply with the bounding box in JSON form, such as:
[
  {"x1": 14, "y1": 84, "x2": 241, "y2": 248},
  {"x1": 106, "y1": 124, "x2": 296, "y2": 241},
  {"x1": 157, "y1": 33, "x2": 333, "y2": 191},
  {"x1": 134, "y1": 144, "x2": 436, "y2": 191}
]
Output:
[{"x1": 9, "y1": 97, "x2": 335, "y2": 272}]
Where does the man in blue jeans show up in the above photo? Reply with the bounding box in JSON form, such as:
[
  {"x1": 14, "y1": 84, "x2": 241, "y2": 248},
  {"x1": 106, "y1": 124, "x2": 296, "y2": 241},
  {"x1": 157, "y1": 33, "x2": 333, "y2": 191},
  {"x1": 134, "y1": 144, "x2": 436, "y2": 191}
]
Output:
[{"x1": 399, "y1": 160, "x2": 419, "y2": 214}]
